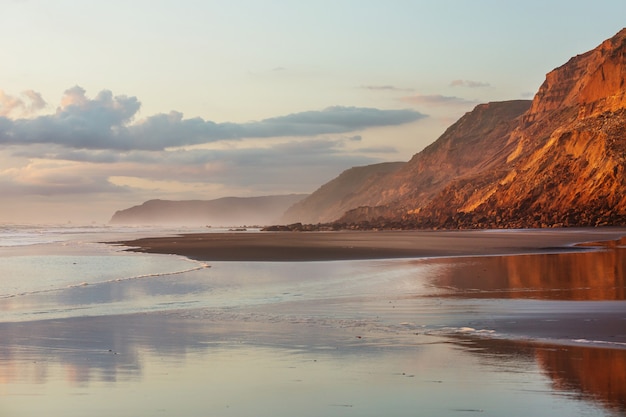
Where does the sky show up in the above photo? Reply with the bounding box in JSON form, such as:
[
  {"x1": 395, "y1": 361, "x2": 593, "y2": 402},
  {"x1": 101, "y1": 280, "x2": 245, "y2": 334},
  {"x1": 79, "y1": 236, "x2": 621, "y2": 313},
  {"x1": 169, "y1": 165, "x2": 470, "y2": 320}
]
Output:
[{"x1": 1, "y1": 0, "x2": 625, "y2": 224}]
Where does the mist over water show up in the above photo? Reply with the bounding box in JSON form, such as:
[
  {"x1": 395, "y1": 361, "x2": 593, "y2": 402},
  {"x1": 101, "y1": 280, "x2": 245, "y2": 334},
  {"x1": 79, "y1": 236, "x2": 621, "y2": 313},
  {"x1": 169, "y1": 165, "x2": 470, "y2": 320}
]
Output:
[{"x1": 0, "y1": 226, "x2": 625, "y2": 416}]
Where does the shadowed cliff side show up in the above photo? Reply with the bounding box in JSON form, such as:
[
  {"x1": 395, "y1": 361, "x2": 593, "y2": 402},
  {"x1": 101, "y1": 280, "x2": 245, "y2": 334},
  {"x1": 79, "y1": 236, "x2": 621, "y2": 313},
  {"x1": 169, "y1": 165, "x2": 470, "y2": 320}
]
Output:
[{"x1": 280, "y1": 162, "x2": 404, "y2": 224}]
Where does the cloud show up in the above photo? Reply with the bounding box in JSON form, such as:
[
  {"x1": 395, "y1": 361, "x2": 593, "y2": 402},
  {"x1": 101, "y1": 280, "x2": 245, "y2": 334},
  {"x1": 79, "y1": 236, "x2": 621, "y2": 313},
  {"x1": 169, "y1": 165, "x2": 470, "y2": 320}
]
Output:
[
  {"x1": 450, "y1": 79, "x2": 491, "y2": 88},
  {"x1": 0, "y1": 87, "x2": 425, "y2": 151},
  {"x1": 2, "y1": 86, "x2": 142, "y2": 150},
  {"x1": 5, "y1": 134, "x2": 384, "y2": 189},
  {"x1": 0, "y1": 159, "x2": 126, "y2": 196},
  {"x1": 244, "y1": 106, "x2": 424, "y2": 137},
  {"x1": 0, "y1": 87, "x2": 421, "y2": 209},
  {"x1": 0, "y1": 89, "x2": 47, "y2": 118},
  {"x1": 360, "y1": 85, "x2": 414, "y2": 92},
  {"x1": 17, "y1": 136, "x2": 373, "y2": 167},
  {"x1": 398, "y1": 94, "x2": 477, "y2": 107},
  {"x1": 23, "y1": 90, "x2": 47, "y2": 112}
]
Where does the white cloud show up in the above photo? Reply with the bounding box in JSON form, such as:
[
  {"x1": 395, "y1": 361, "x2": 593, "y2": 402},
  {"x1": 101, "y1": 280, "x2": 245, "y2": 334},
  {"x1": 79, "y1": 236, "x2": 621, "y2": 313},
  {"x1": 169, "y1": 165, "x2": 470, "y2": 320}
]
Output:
[
  {"x1": 0, "y1": 87, "x2": 426, "y2": 151},
  {"x1": 0, "y1": 89, "x2": 47, "y2": 118}
]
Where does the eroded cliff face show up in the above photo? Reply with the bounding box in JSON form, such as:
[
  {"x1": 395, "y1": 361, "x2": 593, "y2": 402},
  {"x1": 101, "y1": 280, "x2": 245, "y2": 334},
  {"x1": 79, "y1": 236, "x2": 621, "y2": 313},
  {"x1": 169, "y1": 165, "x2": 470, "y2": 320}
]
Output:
[
  {"x1": 422, "y1": 29, "x2": 626, "y2": 228},
  {"x1": 336, "y1": 100, "x2": 531, "y2": 223},
  {"x1": 526, "y1": 29, "x2": 626, "y2": 122},
  {"x1": 340, "y1": 28, "x2": 626, "y2": 229}
]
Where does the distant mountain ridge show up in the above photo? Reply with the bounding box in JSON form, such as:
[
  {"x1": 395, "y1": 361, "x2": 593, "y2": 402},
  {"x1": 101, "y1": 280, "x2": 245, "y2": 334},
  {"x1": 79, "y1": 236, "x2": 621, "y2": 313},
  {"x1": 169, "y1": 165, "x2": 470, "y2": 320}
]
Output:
[
  {"x1": 110, "y1": 194, "x2": 307, "y2": 226},
  {"x1": 281, "y1": 28, "x2": 626, "y2": 229}
]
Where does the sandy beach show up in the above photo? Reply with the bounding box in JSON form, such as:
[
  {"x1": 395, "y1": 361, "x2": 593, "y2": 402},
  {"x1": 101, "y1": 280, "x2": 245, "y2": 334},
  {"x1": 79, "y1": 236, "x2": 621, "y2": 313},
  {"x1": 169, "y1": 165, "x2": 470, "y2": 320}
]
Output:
[
  {"x1": 114, "y1": 228, "x2": 626, "y2": 261},
  {"x1": 2, "y1": 227, "x2": 625, "y2": 416}
]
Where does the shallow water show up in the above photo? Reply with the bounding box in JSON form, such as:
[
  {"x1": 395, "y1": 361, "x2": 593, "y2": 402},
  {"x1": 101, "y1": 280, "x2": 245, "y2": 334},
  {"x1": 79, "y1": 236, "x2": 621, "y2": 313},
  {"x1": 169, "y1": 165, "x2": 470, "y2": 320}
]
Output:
[
  {"x1": 0, "y1": 226, "x2": 625, "y2": 416},
  {"x1": 1, "y1": 314, "x2": 624, "y2": 417}
]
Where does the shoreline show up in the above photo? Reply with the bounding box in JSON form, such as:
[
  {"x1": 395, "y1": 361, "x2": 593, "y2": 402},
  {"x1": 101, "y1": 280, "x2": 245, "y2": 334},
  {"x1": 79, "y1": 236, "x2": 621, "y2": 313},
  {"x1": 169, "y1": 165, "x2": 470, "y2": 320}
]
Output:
[
  {"x1": 110, "y1": 227, "x2": 626, "y2": 262},
  {"x1": 106, "y1": 227, "x2": 626, "y2": 349}
]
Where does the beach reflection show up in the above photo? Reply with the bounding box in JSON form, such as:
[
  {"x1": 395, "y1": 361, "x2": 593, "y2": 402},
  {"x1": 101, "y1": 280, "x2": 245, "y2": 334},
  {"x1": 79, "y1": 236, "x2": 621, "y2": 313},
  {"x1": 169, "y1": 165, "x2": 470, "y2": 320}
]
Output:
[
  {"x1": 2, "y1": 244, "x2": 626, "y2": 416},
  {"x1": 536, "y1": 344, "x2": 626, "y2": 413},
  {"x1": 453, "y1": 336, "x2": 626, "y2": 414},
  {"x1": 1, "y1": 314, "x2": 623, "y2": 416},
  {"x1": 428, "y1": 247, "x2": 626, "y2": 300}
]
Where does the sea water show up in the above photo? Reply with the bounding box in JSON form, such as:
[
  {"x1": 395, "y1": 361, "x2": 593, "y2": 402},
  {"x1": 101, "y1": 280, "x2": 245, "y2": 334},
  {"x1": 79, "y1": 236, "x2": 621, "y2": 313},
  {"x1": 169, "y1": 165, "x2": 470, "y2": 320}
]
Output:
[
  {"x1": 0, "y1": 225, "x2": 625, "y2": 416},
  {"x1": 0, "y1": 225, "x2": 214, "y2": 321}
]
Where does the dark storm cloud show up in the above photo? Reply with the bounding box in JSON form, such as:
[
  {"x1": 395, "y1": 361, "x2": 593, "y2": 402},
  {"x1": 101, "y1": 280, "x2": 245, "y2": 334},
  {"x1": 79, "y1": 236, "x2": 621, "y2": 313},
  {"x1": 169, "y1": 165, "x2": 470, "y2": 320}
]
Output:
[{"x1": 0, "y1": 87, "x2": 425, "y2": 151}]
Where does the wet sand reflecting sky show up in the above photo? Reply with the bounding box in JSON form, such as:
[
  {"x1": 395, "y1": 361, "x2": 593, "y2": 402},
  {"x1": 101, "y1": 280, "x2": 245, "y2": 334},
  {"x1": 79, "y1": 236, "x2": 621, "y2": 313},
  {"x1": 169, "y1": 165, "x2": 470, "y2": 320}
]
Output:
[
  {"x1": 1, "y1": 313, "x2": 624, "y2": 417},
  {"x1": 1, "y1": 233, "x2": 625, "y2": 416}
]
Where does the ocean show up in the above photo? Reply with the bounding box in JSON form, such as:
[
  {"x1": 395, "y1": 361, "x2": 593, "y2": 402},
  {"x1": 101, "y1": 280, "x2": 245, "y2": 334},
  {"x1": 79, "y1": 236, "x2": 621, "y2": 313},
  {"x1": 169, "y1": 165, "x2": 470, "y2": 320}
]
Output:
[{"x1": 1, "y1": 225, "x2": 625, "y2": 416}]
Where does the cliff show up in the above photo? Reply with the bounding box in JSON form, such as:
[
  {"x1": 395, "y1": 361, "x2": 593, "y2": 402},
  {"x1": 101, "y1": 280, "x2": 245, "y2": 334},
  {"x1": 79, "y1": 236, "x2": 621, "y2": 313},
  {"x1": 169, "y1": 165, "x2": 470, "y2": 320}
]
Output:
[
  {"x1": 110, "y1": 194, "x2": 307, "y2": 226},
  {"x1": 354, "y1": 99, "x2": 531, "y2": 219},
  {"x1": 280, "y1": 162, "x2": 404, "y2": 224},
  {"x1": 337, "y1": 28, "x2": 626, "y2": 229},
  {"x1": 282, "y1": 101, "x2": 530, "y2": 225}
]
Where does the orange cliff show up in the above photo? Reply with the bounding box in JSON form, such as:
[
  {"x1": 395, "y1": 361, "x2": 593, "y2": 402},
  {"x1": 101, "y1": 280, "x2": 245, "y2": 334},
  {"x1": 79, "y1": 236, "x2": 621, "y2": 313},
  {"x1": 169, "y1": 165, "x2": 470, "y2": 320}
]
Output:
[
  {"x1": 277, "y1": 29, "x2": 626, "y2": 230},
  {"x1": 525, "y1": 28, "x2": 626, "y2": 122},
  {"x1": 345, "y1": 28, "x2": 626, "y2": 229}
]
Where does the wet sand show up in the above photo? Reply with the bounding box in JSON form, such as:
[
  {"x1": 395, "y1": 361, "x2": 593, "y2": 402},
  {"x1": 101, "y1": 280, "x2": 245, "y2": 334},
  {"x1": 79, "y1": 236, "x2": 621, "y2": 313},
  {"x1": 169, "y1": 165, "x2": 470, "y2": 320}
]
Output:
[
  {"x1": 115, "y1": 228, "x2": 626, "y2": 261},
  {"x1": 2, "y1": 228, "x2": 625, "y2": 415},
  {"x1": 4, "y1": 312, "x2": 625, "y2": 415},
  {"x1": 110, "y1": 228, "x2": 626, "y2": 348},
  {"x1": 113, "y1": 228, "x2": 626, "y2": 261}
]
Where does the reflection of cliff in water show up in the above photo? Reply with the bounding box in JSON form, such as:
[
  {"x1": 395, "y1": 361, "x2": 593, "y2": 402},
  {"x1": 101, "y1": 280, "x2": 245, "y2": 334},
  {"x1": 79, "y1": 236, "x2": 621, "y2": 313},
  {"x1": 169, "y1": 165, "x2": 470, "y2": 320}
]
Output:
[
  {"x1": 429, "y1": 247, "x2": 626, "y2": 300},
  {"x1": 535, "y1": 344, "x2": 626, "y2": 414},
  {"x1": 455, "y1": 337, "x2": 626, "y2": 414}
]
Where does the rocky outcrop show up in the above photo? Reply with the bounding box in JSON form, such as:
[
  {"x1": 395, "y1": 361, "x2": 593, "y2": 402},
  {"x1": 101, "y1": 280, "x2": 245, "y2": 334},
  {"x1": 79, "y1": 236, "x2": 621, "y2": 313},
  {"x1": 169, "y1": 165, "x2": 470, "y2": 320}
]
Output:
[
  {"x1": 525, "y1": 29, "x2": 626, "y2": 123},
  {"x1": 110, "y1": 194, "x2": 307, "y2": 226},
  {"x1": 337, "y1": 28, "x2": 626, "y2": 229}
]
